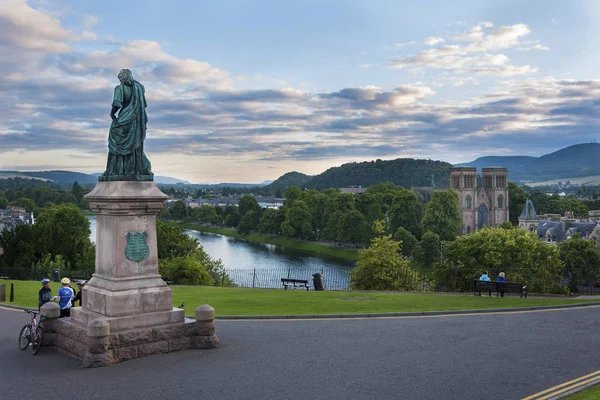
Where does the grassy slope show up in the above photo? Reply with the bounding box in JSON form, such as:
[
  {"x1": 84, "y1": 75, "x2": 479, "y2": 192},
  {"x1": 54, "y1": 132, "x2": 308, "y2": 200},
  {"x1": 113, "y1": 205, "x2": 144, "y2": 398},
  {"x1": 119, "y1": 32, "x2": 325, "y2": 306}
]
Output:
[
  {"x1": 567, "y1": 384, "x2": 600, "y2": 399},
  {"x1": 180, "y1": 223, "x2": 359, "y2": 262},
  {"x1": 2, "y1": 281, "x2": 598, "y2": 316}
]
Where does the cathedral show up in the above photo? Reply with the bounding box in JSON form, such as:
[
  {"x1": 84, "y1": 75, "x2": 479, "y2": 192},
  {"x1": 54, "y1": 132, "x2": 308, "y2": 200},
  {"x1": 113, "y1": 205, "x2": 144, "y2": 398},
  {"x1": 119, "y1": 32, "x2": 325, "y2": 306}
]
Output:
[{"x1": 449, "y1": 167, "x2": 510, "y2": 234}]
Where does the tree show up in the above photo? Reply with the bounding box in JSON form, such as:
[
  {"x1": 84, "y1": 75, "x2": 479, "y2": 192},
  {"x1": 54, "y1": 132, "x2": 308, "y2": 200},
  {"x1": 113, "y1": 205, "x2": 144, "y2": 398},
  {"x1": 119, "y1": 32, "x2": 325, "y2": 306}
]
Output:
[
  {"x1": 35, "y1": 203, "x2": 92, "y2": 266},
  {"x1": 355, "y1": 193, "x2": 384, "y2": 240},
  {"x1": 238, "y1": 194, "x2": 261, "y2": 216},
  {"x1": 508, "y1": 182, "x2": 526, "y2": 225},
  {"x1": 559, "y1": 235, "x2": 600, "y2": 291},
  {"x1": 33, "y1": 254, "x2": 70, "y2": 281},
  {"x1": 224, "y1": 209, "x2": 241, "y2": 228},
  {"x1": 281, "y1": 200, "x2": 313, "y2": 240},
  {"x1": 337, "y1": 210, "x2": 366, "y2": 244},
  {"x1": 393, "y1": 227, "x2": 417, "y2": 258},
  {"x1": 388, "y1": 189, "x2": 423, "y2": 238},
  {"x1": 156, "y1": 220, "x2": 231, "y2": 286},
  {"x1": 238, "y1": 210, "x2": 259, "y2": 235},
  {"x1": 194, "y1": 205, "x2": 221, "y2": 225},
  {"x1": 156, "y1": 220, "x2": 199, "y2": 259},
  {"x1": 0, "y1": 224, "x2": 43, "y2": 278},
  {"x1": 421, "y1": 190, "x2": 461, "y2": 241},
  {"x1": 283, "y1": 186, "x2": 302, "y2": 208},
  {"x1": 172, "y1": 200, "x2": 187, "y2": 220},
  {"x1": 237, "y1": 195, "x2": 261, "y2": 234},
  {"x1": 72, "y1": 181, "x2": 84, "y2": 203},
  {"x1": 0, "y1": 196, "x2": 8, "y2": 209},
  {"x1": 500, "y1": 221, "x2": 514, "y2": 230},
  {"x1": 158, "y1": 206, "x2": 172, "y2": 219},
  {"x1": 159, "y1": 255, "x2": 213, "y2": 286},
  {"x1": 413, "y1": 231, "x2": 441, "y2": 268},
  {"x1": 258, "y1": 208, "x2": 281, "y2": 237},
  {"x1": 10, "y1": 197, "x2": 37, "y2": 213},
  {"x1": 438, "y1": 227, "x2": 563, "y2": 293},
  {"x1": 348, "y1": 234, "x2": 421, "y2": 291},
  {"x1": 321, "y1": 210, "x2": 343, "y2": 241}
]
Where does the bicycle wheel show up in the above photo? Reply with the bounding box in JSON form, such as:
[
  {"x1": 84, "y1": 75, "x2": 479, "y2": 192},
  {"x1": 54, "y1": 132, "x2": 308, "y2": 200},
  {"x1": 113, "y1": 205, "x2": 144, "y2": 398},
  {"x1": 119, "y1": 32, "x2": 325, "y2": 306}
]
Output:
[
  {"x1": 31, "y1": 327, "x2": 43, "y2": 355},
  {"x1": 19, "y1": 325, "x2": 31, "y2": 350}
]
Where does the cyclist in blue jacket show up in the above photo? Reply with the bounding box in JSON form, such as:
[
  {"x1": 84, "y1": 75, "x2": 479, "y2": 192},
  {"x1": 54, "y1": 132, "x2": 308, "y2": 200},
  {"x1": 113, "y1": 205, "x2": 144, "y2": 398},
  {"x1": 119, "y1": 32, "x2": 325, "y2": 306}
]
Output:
[{"x1": 53, "y1": 278, "x2": 74, "y2": 318}]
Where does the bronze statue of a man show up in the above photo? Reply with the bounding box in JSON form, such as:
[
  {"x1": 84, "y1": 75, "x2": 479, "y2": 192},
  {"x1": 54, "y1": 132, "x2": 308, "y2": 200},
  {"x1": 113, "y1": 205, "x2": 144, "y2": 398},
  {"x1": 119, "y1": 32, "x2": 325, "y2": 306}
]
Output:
[{"x1": 100, "y1": 69, "x2": 153, "y2": 181}]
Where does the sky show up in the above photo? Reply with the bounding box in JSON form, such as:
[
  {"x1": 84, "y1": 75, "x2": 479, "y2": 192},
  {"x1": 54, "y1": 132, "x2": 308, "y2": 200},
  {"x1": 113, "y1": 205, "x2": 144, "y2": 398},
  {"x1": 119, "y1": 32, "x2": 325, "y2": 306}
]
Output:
[{"x1": 1, "y1": 0, "x2": 600, "y2": 183}]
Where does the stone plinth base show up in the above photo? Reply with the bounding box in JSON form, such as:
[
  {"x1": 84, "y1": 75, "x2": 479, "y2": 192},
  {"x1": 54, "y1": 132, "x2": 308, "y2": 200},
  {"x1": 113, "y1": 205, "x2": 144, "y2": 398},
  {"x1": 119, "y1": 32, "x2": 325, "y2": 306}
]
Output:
[
  {"x1": 70, "y1": 306, "x2": 184, "y2": 332},
  {"x1": 41, "y1": 305, "x2": 219, "y2": 368}
]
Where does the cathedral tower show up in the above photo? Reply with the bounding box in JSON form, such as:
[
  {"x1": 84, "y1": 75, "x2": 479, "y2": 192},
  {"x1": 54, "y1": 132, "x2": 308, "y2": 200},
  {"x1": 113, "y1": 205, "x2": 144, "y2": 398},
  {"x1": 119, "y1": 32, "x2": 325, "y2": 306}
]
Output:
[
  {"x1": 481, "y1": 167, "x2": 509, "y2": 227},
  {"x1": 450, "y1": 167, "x2": 477, "y2": 234}
]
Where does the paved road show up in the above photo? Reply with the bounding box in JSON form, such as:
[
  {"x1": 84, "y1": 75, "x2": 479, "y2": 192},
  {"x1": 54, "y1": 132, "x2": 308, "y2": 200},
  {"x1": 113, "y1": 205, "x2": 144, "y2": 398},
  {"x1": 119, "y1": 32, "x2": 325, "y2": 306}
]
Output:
[{"x1": 1, "y1": 306, "x2": 598, "y2": 400}]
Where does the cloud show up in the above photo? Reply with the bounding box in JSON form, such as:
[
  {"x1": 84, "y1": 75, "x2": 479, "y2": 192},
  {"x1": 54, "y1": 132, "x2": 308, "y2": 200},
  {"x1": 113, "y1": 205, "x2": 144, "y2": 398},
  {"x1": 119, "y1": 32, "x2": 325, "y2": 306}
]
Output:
[
  {"x1": 0, "y1": 6, "x2": 595, "y2": 181},
  {"x1": 424, "y1": 37, "x2": 445, "y2": 46},
  {"x1": 390, "y1": 22, "x2": 544, "y2": 77},
  {"x1": 0, "y1": 0, "x2": 72, "y2": 53}
]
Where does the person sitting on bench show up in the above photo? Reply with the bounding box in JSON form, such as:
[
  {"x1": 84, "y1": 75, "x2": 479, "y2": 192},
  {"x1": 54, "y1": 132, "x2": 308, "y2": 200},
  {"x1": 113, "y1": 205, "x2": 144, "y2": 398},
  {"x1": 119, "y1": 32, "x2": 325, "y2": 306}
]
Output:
[
  {"x1": 496, "y1": 272, "x2": 506, "y2": 297},
  {"x1": 479, "y1": 271, "x2": 492, "y2": 296}
]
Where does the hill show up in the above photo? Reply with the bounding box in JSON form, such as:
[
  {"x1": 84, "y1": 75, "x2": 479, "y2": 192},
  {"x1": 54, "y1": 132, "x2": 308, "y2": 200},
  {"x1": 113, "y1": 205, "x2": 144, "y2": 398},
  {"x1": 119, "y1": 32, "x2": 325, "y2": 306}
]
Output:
[
  {"x1": 455, "y1": 143, "x2": 600, "y2": 182},
  {"x1": 3, "y1": 170, "x2": 98, "y2": 186},
  {"x1": 454, "y1": 156, "x2": 536, "y2": 172},
  {"x1": 0, "y1": 170, "x2": 191, "y2": 186},
  {"x1": 269, "y1": 172, "x2": 313, "y2": 190},
  {"x1": 268, "y1": 159, "x2": 452, "y2": 191}
]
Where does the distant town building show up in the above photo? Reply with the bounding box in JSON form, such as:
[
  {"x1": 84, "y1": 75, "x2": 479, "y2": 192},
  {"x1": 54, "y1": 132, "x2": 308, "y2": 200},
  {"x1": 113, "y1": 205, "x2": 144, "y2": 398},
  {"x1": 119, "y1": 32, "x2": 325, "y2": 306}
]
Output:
[
  {"x1": 0, "y1": 207, "x2": 35, "y2": 232},
  {"x1": 175, "y1": 195, "x2": 285, "y2": 210},
  {"x1": 0, "y1": 207, "x2": 35, "y2": 255},
  {"x1": 450, "y1": 167, "x2": 510, "y2": 234},
  {"x1": 518, "y1": 199, "x2": 600, "y2": 248},
  {"x1": 340, "y1": 186, "x2": 367, "y2": 195}
]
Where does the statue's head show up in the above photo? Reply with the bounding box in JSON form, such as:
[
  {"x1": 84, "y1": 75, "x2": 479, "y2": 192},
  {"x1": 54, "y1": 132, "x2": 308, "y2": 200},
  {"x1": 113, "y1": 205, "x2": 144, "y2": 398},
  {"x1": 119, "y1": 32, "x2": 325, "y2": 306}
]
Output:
[{"x1": 118, "y1": 69, "x2": 134, "y2": 86}]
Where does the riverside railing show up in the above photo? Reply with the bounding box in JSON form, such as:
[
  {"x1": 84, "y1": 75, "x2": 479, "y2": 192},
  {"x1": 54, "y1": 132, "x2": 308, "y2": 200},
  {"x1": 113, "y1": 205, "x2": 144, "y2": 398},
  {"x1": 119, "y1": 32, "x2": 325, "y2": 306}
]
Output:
[
  {"x1": 1, "y1": 266, "x2": 599, "y2": 295},
  {"x1": 219, "y1": 268, "x2": 352, "y2": 291}
]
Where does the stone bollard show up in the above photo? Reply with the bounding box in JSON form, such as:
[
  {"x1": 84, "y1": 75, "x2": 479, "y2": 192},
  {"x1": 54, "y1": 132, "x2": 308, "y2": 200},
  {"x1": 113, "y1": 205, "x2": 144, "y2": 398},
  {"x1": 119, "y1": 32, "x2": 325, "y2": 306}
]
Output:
[
  {"x1": 40, "y1": 301, "x2": 60, "y2": 319},
  {"x1": 83, "y1": 319, "x2": 115, "y2": 368},
  {"x1": 40, "y1": 302, "x2": 60, "y2": 347},
  {"x1": 192, "y1": 304, "x2": 219, "y2": 349}
]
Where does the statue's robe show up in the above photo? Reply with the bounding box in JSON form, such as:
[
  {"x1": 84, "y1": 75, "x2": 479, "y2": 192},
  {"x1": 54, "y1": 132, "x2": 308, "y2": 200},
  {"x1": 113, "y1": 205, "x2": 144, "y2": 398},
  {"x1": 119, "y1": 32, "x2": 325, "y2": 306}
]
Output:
[{"x1": 101, "y1": 80, "x2": 153, "y2": 179}]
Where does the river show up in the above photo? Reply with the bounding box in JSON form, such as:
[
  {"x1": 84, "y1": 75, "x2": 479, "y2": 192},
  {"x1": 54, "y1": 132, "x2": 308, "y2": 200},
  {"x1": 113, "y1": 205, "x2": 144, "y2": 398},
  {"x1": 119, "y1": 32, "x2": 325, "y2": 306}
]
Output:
[{"x1": 88, "y1": 217, "x2": 354, "y2": 289}]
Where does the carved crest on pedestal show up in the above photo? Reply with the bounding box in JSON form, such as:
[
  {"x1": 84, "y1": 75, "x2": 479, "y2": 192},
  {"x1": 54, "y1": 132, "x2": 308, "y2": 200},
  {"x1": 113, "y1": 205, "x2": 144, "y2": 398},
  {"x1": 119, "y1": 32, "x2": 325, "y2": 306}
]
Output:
[{"x1": 125, "y1": 231, "x2": 149, "y2": 261}]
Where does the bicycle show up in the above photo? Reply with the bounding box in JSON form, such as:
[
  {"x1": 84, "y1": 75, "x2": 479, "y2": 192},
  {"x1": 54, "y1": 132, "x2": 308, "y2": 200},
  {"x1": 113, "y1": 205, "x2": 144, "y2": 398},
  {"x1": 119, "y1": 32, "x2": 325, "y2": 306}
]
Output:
[{"x1": 19, "y1": 309, "x2": 46, "y2": 355}]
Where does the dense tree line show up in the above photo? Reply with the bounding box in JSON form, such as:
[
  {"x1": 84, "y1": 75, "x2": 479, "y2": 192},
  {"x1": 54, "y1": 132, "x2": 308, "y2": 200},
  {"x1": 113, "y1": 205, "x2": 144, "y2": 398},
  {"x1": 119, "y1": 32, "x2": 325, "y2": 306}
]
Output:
[
  {"x1": 0, "y1": 203, "x2": 95, "y2": 279},
  {"x1": 156, "y1": 221, "x2": 232, "y2": 286},
  {"x1": 0, "y1": 181, "x2": 90, "y2": 213},
  {"x1": 163, "y1": 183, "x2": 464, "y2": 265}
]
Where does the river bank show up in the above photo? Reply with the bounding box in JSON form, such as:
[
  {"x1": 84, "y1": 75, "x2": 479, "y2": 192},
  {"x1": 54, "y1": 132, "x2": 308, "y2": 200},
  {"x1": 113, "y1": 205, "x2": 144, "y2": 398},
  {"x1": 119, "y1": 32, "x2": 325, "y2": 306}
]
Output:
[{"x1": 179, "y1": 222, "x2": 360, "y2": 262}]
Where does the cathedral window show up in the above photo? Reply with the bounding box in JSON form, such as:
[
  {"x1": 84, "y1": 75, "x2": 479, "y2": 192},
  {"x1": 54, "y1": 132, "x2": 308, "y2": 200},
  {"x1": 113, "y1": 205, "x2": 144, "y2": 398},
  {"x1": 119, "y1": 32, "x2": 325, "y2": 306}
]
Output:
[
  {"x1": 465, "y1": 195, "x2": 472, "y2": 210},
  {"x1": 497, "y1": 195, "x2": 504, "y2": 209}
]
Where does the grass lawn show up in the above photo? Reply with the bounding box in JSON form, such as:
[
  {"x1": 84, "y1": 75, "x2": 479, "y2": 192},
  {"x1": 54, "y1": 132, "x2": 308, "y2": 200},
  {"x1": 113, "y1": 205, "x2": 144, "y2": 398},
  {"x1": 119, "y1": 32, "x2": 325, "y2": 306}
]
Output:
[
  {"x1": 179, "y1": 222, "x2": 359, "y2": 262},
  {"x1": 2, "y1": 280, "x2": 598, "y2": 316},
  {"x1": 567, "y1": 384, "x2": 600, "y2": 399}
]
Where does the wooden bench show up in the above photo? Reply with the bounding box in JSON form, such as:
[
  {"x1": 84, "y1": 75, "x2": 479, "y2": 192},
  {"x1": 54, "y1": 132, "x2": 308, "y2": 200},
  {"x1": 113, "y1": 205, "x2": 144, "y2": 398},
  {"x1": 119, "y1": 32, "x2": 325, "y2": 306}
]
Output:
[
  {"x1": 281, "y1": 278, "x2": 310, "y2": 291},
  {"x1": 474, "y1": 280, "x2": 527, "y2": 298},
  {"x1": 496, "y1": 282, "x2": 527, "y2": 298}
]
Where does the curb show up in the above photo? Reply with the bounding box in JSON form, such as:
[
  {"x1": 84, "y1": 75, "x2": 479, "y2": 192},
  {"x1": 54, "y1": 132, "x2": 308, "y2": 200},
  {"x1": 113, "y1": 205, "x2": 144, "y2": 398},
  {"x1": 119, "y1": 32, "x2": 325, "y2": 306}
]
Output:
[
  {"x1": 4, "y1": 302, "x2": 600, "y2": 320},
  {"x1": 0, "y1": 304, "x2": 29, "y2": 311},
  {"x1": 209, "y1": 301, "x2": 600, "y2": 320}
]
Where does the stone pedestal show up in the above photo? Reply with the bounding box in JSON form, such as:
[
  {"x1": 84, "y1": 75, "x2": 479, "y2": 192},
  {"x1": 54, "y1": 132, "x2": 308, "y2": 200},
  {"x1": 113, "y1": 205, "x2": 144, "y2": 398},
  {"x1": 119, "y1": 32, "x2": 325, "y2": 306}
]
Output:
[{"x1": 45, "y1": 181, "x2": 218, "y2": 367}]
